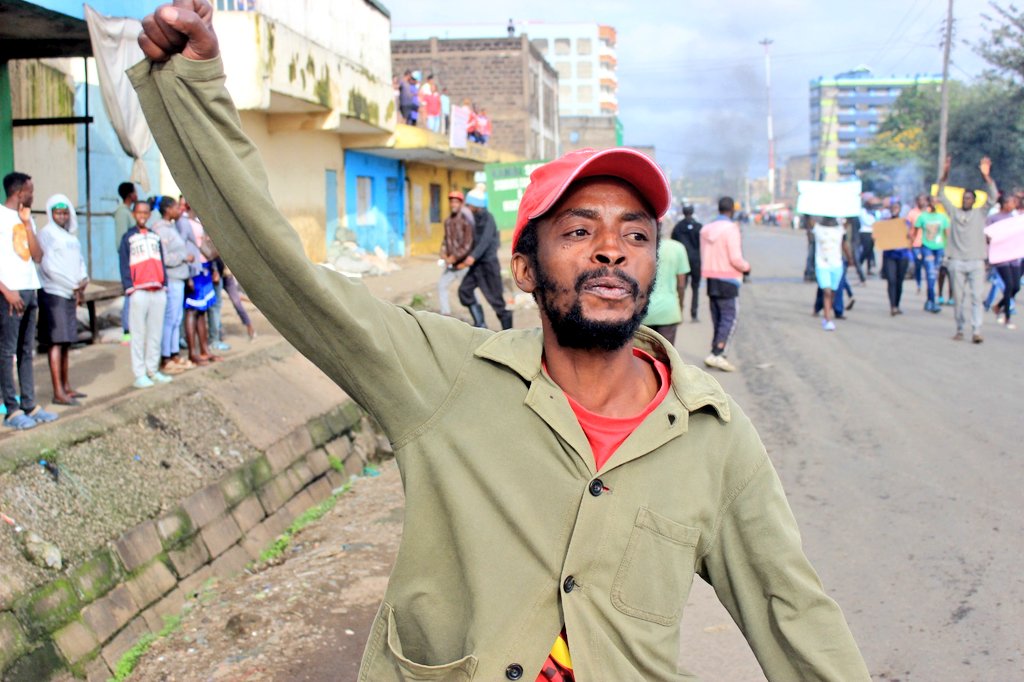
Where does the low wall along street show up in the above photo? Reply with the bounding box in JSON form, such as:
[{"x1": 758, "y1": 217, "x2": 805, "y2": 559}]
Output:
[{"x1": 0, "y1": 342, "x2": 390, "y2": 680}]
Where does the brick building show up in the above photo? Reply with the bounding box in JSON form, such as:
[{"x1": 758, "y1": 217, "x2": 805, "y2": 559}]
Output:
[{"x1": 391, "y1": 36, "x2": 559, "y2": 160}]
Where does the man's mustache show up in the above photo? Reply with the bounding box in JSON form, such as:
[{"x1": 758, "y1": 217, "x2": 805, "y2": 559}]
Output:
[{"x1": 574, "y1": 268, "x2": 641, "y2": 299}]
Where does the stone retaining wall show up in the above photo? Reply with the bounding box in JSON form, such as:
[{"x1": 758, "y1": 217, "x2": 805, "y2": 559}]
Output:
[{"x1": 0, "y1": 345, "x2": 389, "y2": 681}]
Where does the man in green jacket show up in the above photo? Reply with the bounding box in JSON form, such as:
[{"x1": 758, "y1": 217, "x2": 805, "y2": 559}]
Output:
[{"x1": 133, "y1": 3, "x2": 870, "y2": 680}]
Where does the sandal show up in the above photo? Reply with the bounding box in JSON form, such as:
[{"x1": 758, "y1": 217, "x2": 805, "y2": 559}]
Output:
[
  {"x1": 3, "y1": 412, "x2": 36, "y2": 430},
  {"x1": 53, "y1": 397, "x2": 81, "y2": 406},
  {"x1": 69, "y1": 390, "x2": 88, "y2": 398}
]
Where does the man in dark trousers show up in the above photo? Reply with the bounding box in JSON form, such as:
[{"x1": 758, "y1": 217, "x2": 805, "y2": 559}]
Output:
[
  {"x1": 458, "y1": 188, "x2": 513, "y2": 329},
  {"x1": 670, "y1": 203, "x2": 702, "y2": 321}
]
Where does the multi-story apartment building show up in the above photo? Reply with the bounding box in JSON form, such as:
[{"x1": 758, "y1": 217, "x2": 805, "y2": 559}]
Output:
[
  {"x1": 810, "y1": 67, "x2": 942, "y2": 181},
  {"x1": 520, "y1": 22, "x2": 618, "y2": 118}
]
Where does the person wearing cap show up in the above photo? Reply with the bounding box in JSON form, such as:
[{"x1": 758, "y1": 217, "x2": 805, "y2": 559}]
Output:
[
  {"x1": 458, "y1": 187, "x2": 513, "y2": 330},
  {"x1": 131, "y1": 6, "x2": 870, "y2": 680},
  {"x1": 438, "y1": 190, "x2": 475, "y2": 316},
  {"x1": 37, "y1": 194, "x2": 89, "y2": 406}
]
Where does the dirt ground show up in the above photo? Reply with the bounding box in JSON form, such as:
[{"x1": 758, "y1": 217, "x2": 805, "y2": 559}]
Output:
[{"x1": 130, "y1": 460, "x2": 403, "y2": 681}]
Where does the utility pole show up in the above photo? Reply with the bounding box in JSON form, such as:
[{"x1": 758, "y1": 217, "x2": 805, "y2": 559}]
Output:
[
  {"x1": 937, "y1": 0, "x2": 954, "y2": 179},
  {"x1": 759, "y1": 38, "x2": 776, "y2": 205}
]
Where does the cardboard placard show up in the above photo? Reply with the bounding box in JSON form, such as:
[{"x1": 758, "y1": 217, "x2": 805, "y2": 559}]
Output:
[
  {"x1": 872, "y1": 218, "x2": 912, "y2": 251},
  {"x1": 796, "y1": 180, "x2": 863, "y2": 218}
]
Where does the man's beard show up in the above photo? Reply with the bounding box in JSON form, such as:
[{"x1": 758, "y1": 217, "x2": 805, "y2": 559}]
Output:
[{"x1": 535, "y1": 265, "x2": 654, "y2": 351}]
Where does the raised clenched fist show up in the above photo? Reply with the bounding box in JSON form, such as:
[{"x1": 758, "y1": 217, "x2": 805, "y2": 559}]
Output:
[{"x1": 139, "y1": 0, "x2": 219, "y2": 62}]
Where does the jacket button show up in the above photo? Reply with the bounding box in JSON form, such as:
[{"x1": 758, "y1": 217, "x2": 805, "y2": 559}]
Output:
[
  {"x1": 563, "y1": 575, "x2": 576, "y2": 593},
  {"x1": 588, "y1": 479, "x2": 604, "y2": 496},
  {"x1": 506, "y1": 663, "x2": 524, "y2": 679}
]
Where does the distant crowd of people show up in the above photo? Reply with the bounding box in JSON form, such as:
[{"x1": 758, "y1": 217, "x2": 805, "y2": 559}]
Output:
[
  {"x1": 803, "y1": 155, "x2": 1021, "y2": 340},
  {"x1": 0, "y1": 172, "x2": 255, "y2": 430},
  {"x1": 395, "y1": 70, "x2": 492, "y2": 144}
]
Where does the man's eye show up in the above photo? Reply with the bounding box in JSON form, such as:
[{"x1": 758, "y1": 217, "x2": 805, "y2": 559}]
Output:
[
  {"x1": 566, "y1": 228, "x2": 589, "y2": 237},
  {"x1": 626, "y1": 231, "x2": 649, "y2": 241}
]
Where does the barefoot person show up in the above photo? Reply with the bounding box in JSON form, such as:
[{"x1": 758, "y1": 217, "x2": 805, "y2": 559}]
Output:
[
  {"x1": 37, "y1": 194, "x2": 89, "y2": 405},
  {"x1": 132, "y1": 5, "x2": 870, "y2": 679}
]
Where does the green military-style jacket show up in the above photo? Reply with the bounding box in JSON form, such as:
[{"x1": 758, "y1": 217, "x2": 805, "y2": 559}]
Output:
[{"x1": 129, "y1": 55, "x2": 870, "y2": 682}]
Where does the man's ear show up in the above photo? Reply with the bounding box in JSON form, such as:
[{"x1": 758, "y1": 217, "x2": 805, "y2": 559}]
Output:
[{"x1": 510, "y1": 252, "x2": 536, "y2": 294}]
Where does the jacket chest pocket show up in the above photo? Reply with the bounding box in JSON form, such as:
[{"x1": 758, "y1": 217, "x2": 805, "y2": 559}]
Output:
[{"x1": 611, "y1": 507, "x2": 701, "y2": 626}]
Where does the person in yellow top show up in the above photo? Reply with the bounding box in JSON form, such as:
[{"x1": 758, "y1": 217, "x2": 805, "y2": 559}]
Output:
[{"x1": 133, "y1": 4, "x2": 870, "y2": 680}]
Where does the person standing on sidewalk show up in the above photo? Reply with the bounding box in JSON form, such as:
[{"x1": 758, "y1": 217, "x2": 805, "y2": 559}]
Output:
[
  {"x1": 700, "y1": 197, "x2": 750, "y2": 371},
  {"x1": 119, "y1": 201, "x2": 171, "y2": 388},
  {"x1": 457, "y1": 188, "x2": 513, "y2": 330},
  {"x1": 937, "y1": 155, "x2": 998, "y2": 343},
  {"x1": 0, "y1": 173, "x2": 59, "y2": 428},
  {"x1": 152, "y1": 196, "x2": 193, "y2": 373},
  {"x1": 114, "y1": 181, "x2": 137, "y2": 344},
  {"x1": 37, "y1": 194, "x2": 89, "y2": 406},
  {"x1": 131, "y1": 8, "x2": 871, "y2": 679},
  {"x1": 437, "y1": 190, "x2": 474, "y2": 316},
  {"x1": 670, "y1": 203, "x2": 702, "y2": 321}
]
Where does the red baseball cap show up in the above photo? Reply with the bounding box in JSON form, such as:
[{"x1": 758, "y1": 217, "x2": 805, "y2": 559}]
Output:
[
  {"x1": 512, "y1": 147, "x2": 671, "y2": 250},
  {"x1": 448, "y1": 191, "x2": 465, "y2": 201}
]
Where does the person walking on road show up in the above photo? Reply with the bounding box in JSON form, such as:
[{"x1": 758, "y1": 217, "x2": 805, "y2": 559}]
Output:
[
  {"x1": 700, "y1": 197, "x2": 750, "y2": 371},
  {"x1": 457, "y1": 188, "x2": 512, "y2": 330},
  {"x1": 912, "y1": 196, "x2": 949, "y2": 314},
  {"x1": 642, "y1": 226, "x2": 690, "y2": 344},
  {"x1": 114, "y1": 181, "x2": 137, "y2": 344},
  {"x1": 937, "y1": 155, "x2": 999, "y2": 343},
  {"x1": 670, "y1": 203, "x2": 702, "y2": 320},
  {"x1": 880, "y1": 200, "x2": 913, "y2": 317},
  {"x1": 437, "y1": 190, "x2": 474, "y2": 316},
  {"x1": 131, "y1": 7, "x2": 871, "y2": 680},
  {"x1": 985, "y1": 193, "x2": 1021, "y2": 330},
  {"x1": 812, "y1": 216, "x2": 853, "y2": 330},
  {"x1": 906, "y1": 194, "x2": 927, "y2": 294}
]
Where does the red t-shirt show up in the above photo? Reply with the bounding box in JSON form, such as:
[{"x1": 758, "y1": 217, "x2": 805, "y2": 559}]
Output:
[{"x1": 536, "y1": 348, "x2": 671, "y2": 681}]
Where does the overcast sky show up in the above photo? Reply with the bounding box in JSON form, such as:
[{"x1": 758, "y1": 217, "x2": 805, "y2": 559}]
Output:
[{"x1": 387, "y1": 0, "x2": 994, "y2": 178}]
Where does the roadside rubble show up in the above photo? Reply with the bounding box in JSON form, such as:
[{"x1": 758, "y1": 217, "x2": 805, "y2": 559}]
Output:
[{"x1": 322, "y1": 241, "x2": 401, "y2": 278}]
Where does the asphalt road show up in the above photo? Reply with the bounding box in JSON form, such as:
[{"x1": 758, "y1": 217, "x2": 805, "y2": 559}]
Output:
[{"x1": 670, "y1": 225, "x2": 1023, "y2": 681}]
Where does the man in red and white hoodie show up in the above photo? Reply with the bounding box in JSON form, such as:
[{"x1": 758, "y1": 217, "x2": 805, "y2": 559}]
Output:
[
  {"x1": 118, "y1": 200, "x2": 170, "y2": 389},
  {"x1": 700, "y1": 197, "x2": 750, "y2": 372}
]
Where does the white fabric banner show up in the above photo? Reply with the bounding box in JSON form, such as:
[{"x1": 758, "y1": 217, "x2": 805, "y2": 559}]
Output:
[
  {"x1": 796, "y1": 180, "x2": 863, "y2": 218},
  {"x1": 84, "y1": 5, "x2": 153, "y2": 190},
  {"x1": 449, "y1": 106, "x2": 469, "y2": 149}
]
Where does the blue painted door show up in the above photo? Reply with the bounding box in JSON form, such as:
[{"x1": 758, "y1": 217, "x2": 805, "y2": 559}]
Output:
[
  {"x1": 325, "y1": 169, "x2": 339, "y2": 247},
  {"x1": 343, "y1": 151, "x2": 405, "y2": 256}
]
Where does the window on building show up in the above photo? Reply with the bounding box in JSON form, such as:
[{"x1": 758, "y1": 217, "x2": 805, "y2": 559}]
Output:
[
  {"x1": 356, "y1": 176, "x2": 373, "y2": 225},
  {"x1": 577, "y1": 38, "x2": 592, "y2": 55},
  {"x1": 578, "y1": 85, "x2": 593, "y2": 102},
  {"x1": 555, "y1": 38, "x2": 571, "y2": 55},
  {"x1": 560, "y1": 84, "x2": 572, "y2": 101},
  {"x1": 556, "y1": 61, "x2": 572, "y2": 80},
  {"x1": 577, "y1": 61, "x2": 593, "y2": 78},
  {"x1": 532, "y1": 39, "x2": 548, "y2": 54},
  {"x1": 429, "y1": 183, "x2": 442, "y2": 223},
  {"x1": 569, "y1": 131, "x2": 580, "y2": 143}
]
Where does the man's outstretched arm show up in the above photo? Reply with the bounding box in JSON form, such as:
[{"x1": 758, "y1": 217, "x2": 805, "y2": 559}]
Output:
[{"x1": 131, "y1": 1, "x2": 475, "y2": 438}]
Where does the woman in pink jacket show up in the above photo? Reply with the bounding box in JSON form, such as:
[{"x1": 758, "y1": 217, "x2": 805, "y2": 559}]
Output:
[{"x1": 700, "y1": 197, "x2": 750, "y2": 372}]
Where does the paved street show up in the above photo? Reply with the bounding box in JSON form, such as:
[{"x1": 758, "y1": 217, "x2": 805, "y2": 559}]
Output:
[{"x1": 671, "y1": 225, "x2": 1023, "y2": 680}]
